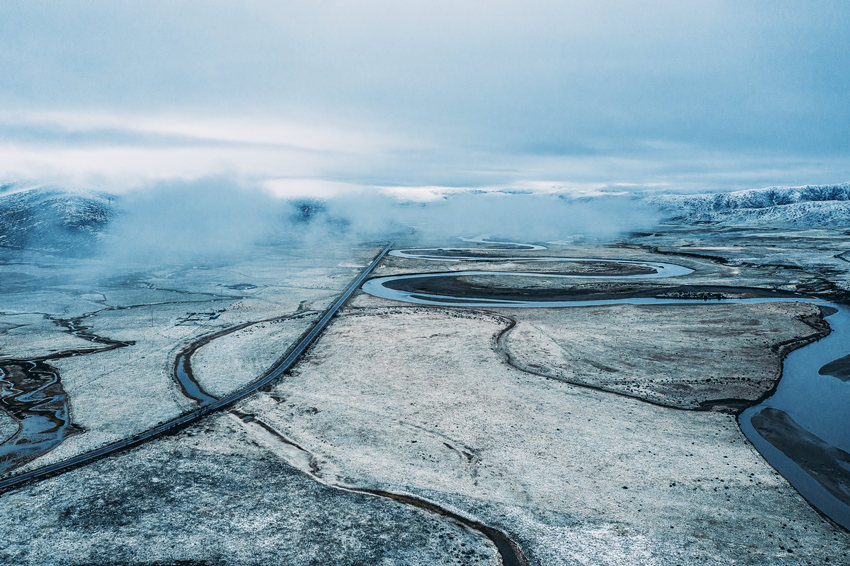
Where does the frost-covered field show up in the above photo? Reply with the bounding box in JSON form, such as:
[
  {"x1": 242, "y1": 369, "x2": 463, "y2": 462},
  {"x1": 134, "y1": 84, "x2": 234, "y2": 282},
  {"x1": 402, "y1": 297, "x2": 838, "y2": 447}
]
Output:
[
  {"x1": 0, "y1": 238, "x2": 377, "y2": 473},
  {"x1": 2, "y1": 184, "x2": 850, "y2": 565}
]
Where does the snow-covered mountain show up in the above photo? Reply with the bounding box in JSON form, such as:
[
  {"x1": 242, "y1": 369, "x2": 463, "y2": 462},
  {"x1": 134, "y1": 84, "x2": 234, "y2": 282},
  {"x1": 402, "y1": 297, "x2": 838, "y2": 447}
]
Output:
[
  {"x1": 650, "y1": 183, "x2": 850, "y2": 227},
  {"x1": 0, "y1": 184, "x2": 114, "y2": 254}
]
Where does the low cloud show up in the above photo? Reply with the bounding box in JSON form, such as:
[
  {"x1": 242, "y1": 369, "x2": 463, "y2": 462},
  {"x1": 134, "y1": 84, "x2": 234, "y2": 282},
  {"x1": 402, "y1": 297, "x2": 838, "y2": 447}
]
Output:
[
  {"x1": 93, "y1": 178, "x2": 660, "y2": 269},
  {"x1": 100, "y1": 179, "x2": 282, "y2": 265}
]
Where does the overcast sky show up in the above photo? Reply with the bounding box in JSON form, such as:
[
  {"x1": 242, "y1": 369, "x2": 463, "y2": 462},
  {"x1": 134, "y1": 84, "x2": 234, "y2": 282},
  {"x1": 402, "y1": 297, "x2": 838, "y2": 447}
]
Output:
[{"x1": 1, "y1": 0, "x2": 848, "y2": 195}]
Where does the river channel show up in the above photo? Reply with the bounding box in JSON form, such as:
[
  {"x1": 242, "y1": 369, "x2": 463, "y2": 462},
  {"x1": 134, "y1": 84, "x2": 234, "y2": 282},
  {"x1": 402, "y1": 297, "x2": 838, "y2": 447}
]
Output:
[{"x1": 364, "y1": 244, "x2": 850, "y2": 530}]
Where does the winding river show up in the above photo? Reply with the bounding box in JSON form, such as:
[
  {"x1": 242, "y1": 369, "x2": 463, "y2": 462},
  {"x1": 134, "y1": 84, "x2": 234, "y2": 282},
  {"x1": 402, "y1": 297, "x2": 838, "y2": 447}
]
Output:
[
  {"x1": 366, "y1": 242, "x2": 850, "y2": 530},
  {"x1": 0, "y1": 359, "x2": 78, "y2": 474}
]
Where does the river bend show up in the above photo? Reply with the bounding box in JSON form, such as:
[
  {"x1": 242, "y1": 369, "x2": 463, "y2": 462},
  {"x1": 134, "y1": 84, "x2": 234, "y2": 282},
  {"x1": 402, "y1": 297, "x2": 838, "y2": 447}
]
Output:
[{"x1": 366, "y1": 244, "x2": 850, "y2": 529}]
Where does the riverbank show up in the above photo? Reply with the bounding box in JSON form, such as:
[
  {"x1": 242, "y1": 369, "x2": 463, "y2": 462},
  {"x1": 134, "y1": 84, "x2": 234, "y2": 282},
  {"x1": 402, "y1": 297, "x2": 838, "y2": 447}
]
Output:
[{"x1": 233, "y1": 304, "x2": 850, "y2": 564}]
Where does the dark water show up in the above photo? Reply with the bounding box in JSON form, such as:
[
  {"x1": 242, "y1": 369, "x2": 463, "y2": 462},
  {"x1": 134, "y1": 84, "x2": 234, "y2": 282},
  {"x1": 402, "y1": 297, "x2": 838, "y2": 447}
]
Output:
[
  {"x1": 740, "y1": 303, "x2": 850, "y2": 529},
  {"x1": 748, "y1": 408, "x2": 850, "y2": 520},
  {"x1": 0, "y1": 359, "x2": 79, "y2": 474},
  {"x1": 174, "y1": 350, "x2": 217, "y2": 405}
]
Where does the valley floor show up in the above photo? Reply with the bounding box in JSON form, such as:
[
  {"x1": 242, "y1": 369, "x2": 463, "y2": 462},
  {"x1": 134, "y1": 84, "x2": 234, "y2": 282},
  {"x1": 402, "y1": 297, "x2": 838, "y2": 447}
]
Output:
[{"x1": 1, "y1": 227, "x2": 849, "y2": 565}]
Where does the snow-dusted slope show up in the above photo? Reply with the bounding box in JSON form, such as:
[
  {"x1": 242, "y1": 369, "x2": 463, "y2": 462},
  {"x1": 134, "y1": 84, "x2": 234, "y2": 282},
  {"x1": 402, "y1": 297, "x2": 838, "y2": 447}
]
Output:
[
  {"x1": 651, "y1": 183, "x2": 850, "y2": 227},
  {"x1": 0, "y1": 184, "x2": 114, "y2": 254}
]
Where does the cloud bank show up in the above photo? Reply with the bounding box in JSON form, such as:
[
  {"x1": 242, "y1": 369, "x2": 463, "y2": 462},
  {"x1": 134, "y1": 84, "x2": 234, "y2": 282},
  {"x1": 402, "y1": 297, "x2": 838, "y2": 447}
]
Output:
[
  {"x1": 1, "y1": 1, "x2": 849, "y2": 193},
  {"x1": 59, "y1": 179, "x2": 658, "y2": 267}
]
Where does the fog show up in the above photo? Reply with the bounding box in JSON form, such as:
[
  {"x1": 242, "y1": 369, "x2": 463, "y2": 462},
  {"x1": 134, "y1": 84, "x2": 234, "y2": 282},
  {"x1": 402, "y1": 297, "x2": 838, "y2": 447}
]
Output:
[
  {"x1": 101, "y1": 180, "x2": 283, "y2": 265},
  {"x1": 316, "y1": 190, "x2": 658, "y2": 243},
  {"x1": 93, "y1": 180, "x2": 659, "y2": 266}
]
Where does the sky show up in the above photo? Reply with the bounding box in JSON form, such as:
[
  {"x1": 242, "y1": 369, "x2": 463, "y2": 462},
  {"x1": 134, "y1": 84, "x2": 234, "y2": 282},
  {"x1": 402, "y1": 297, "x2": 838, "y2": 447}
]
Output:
[{"x1": 1, "y1": 0, "x2": 849, "y2": 197}]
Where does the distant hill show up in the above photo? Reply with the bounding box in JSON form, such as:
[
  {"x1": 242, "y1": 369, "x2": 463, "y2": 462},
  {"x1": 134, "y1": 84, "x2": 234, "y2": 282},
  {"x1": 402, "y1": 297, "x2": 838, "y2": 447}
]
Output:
[
  {"x1": 650, "y1": 183, "x2": 850, "y2": 227},
  {"x1": 0, "y1": 184, "x2": 114, "y2": 254}
]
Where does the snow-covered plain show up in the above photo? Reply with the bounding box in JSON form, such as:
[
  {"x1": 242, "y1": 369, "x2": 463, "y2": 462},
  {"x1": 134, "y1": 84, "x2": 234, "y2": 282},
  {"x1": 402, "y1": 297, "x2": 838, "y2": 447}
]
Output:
[{"x1": 2, "y1": 182, "x2": 850, "y2": 565}]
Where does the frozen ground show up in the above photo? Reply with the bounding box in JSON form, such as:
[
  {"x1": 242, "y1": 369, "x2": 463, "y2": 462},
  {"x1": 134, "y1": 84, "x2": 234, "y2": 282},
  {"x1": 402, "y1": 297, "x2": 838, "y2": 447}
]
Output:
[
  {"x1": 502, "y1": 302, "x2": 824, "y2": 409},
  {"x1": 0, "y1": 242, "x2": 378, "y2": 474},
  {"x1": 235, "y1": 304, "x2": 848, "y2": 565},
  {"x1": 0, "y1": 412, "x2": 497, "y2": 566},
  {"x1": 2, "y1": 225, "x2": 850, "y2": 564}
]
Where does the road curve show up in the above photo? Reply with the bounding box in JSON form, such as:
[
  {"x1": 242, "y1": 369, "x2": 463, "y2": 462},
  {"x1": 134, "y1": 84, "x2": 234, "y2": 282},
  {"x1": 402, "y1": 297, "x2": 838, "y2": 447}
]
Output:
[{"x1": 0, "y1": 243, "x2": 392, "y2": 493}]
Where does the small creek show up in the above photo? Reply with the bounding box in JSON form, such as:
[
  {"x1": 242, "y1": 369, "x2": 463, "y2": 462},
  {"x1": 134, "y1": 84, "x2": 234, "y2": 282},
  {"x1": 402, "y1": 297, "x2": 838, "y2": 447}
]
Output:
[
  {"x1": 366, "y1": 243, "x2": 850, "y2": 529},
  {"x1": 0, "y1": 315, "x2": 132, "y2": 475},
  {"x1": 0, "y1": 360, "x2": 79, "y2": 474}
]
